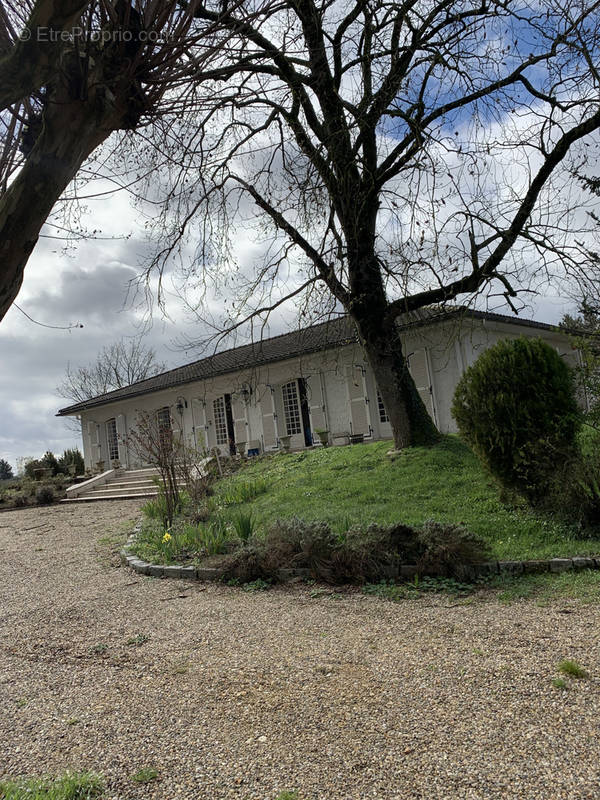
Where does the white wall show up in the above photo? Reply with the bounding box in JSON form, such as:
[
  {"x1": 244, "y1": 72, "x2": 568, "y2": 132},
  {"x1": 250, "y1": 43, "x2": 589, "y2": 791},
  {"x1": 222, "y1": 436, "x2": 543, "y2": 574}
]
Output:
[{"x1": 73, "y1": 318, "x2": 578, "y2": 468}]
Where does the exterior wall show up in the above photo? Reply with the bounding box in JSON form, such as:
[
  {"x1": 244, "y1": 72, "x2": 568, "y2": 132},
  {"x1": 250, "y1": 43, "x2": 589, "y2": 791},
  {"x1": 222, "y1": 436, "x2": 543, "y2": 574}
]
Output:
[{"x1": 73, "y1": 319, "x2": 578, "y2": 469}]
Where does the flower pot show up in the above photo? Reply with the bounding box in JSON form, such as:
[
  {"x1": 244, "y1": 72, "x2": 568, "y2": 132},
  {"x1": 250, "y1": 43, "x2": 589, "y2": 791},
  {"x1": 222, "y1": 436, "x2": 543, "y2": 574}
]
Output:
[
  {"x1": 315, "y1": 430, "x2": 329, "y2": 447},
  {"x1": 95, "y1": 460, "x2": 105, "y2": 473},
  {"x1": 279, "y1": 435, "x2": 292, "y2": 452}
]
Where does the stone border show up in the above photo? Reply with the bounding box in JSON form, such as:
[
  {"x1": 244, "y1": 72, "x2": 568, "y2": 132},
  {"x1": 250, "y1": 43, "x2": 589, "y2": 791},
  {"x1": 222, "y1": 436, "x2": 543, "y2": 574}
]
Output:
[{"x1": 121, "y1": 525, "x2": 600, "y2": 583}]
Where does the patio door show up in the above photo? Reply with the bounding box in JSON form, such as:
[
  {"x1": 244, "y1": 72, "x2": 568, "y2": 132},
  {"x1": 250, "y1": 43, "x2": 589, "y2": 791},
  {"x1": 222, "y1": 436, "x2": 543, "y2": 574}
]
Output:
[{"x1": 106, "y1": 418, "x2": 119, "y2": 464}]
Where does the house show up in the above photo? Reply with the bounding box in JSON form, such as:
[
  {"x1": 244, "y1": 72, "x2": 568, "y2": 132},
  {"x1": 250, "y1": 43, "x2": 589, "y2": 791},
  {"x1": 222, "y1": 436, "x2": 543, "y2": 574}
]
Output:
[{"x1": 57, "y1": 308, "x2": 580, "y2": 471}]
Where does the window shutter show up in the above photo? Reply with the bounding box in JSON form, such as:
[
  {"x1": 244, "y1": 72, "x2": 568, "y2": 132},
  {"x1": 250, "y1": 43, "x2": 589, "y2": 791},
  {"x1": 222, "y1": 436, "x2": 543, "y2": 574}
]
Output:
[
  {"x1": 345, "y1": 365, "x2": 371, "y2": 435},
  {"x1": 260, "y1": 387, "x2": 278, "y2": 450},
  {"x1": 231, "y1": 395, "x2": 248, "y2": 443},
  {"x1": 307, "y1": 373, "x2": 327, "y2": 435},
  {"x1": 116, "y1": 414, "x2": 127, "y2": 466},
  {"x1": 192, "y1": 398, "x2": 208, "y2": 450}
]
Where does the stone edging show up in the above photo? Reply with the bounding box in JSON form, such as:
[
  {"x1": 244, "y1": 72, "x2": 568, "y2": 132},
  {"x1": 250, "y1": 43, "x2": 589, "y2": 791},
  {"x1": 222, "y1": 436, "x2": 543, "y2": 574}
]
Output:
[{"x1": 121, "y1": 524, "x2": 600, "y2": 583}]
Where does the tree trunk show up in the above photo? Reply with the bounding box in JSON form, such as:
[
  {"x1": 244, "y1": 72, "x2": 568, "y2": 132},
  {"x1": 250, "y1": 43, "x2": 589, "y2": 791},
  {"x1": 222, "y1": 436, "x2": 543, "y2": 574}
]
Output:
[
  {"x1": 0, "y1": 0, "x2": 90, "y2": 112},
  {"x1": 352, "y1": 311, "x2": 440, "y2": 449},
  {"x1": 0, "y1": 65, "x2": 128, "y2": 321}
]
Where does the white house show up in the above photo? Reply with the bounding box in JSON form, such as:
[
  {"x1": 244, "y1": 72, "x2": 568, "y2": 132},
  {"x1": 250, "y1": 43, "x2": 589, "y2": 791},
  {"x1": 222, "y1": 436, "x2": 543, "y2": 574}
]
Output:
[{"x1": 57, "y1": 307, "x2": 580, "y2": 471}]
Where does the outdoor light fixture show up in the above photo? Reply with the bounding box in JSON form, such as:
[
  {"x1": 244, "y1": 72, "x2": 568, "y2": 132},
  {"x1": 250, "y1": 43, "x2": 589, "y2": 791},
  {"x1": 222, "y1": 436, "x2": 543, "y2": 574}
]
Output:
[{"x1": 176, "y1": 397, "x2": 187, "y2": 415}]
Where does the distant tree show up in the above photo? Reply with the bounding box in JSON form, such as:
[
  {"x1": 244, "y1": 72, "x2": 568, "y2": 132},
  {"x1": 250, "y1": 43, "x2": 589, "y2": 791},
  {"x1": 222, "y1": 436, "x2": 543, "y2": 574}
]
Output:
[
  {"x1": 0, "y1": 459, "x2": 13, "y2": 480},
  {"x1": 57, "y1": 448, "x2": 85, "y2": 475},
  {"x1": 57, "y1": 338, "x2": 166, "y2": 405},
  {"x1": 560, "y1": 300, "x2": 600, "y2": 430}
]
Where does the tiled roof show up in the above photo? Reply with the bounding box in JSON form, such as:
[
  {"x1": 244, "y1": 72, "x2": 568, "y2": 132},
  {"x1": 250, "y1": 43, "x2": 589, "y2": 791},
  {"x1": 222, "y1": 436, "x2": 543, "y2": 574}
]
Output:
[
  {"x1": 57, "y1": 315, "x2": 358, "y2": 415},
  {"x1": 56, "y1": 308, "x2": 564, "y2": 416}
]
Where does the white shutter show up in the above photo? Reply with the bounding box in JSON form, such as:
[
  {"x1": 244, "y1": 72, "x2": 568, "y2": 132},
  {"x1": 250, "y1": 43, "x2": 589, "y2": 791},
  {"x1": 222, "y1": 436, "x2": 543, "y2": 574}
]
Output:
[
  {"x1": 307, "y1": 373, "x2": 327, "y2": 437},
  {"x1": 87, "y1": 421, "x2": 101, "y2": 462},
  {"x1": 231, "y1": 395, "x2": 248, "y2": 444},
  {"x1": 116, "y1": 414, "x2": 128, "y2": 466},
  {"x1": 408, "y1": 349, "x2": 436, "y2": 423},
  {"x1": 260, "y1": 387, "x2": 278, "y2": 450},
  {"x1": 192, "y1": 398, "x2": 208, "y2": 451},
  {"x1": 345, "y1": 365, "x2": 371, "y2": 436},
  {"x1": 204, "y1": 397, "x2": 217, "y2": 449}
]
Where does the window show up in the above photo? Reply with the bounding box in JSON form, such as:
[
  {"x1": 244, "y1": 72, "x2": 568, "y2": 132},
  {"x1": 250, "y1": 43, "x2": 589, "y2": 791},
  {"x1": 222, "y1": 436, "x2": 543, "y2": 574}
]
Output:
[
  {"x1": 377, "y1": 390, "x2": 389, "y2": 423},
  {"x1": 157, "y1": 407, "x2": 172, "y2": 449},
  {"x1": 106, "y1": 418, "x2": 119, "y2": 461},
  {"x1": 282, "y1": 381, "x2": 302, "y2": 435},
  {"x1": 213, "y1": 397, "x2": 228, "y2": 445}
]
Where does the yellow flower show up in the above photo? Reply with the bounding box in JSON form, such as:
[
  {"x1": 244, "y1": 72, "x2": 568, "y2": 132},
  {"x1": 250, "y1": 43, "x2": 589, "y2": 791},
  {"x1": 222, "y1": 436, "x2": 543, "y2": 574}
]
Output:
[{"x1": 162, "y1": 532, "x2": 172, "y2": 544}]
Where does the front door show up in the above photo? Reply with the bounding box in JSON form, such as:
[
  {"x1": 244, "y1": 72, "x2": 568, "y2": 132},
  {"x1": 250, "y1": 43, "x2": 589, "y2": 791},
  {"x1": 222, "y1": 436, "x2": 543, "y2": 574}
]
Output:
[{"x1": 297, "y1": 378, "x2": 312, "y2": 447}]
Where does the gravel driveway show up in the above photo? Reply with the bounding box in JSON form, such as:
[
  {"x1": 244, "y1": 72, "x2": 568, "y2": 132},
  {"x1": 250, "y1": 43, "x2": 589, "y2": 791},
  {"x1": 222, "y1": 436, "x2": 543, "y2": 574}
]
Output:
[{"x1": 1, "y1": 501, "x2": 599, "y2": 800}]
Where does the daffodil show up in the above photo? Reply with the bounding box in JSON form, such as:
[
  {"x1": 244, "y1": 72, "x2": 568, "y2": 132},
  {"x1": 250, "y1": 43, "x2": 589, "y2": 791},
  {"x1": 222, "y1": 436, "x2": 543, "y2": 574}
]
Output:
[{"x1": 162, "y1": 531, "x2": 172, "y2": 544}]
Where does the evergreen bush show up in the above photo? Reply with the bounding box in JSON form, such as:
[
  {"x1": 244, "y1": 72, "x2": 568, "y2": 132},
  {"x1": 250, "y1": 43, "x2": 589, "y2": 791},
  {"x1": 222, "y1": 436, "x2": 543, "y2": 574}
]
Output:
[{"x1": 452, "y1": 337, "x2": 580, "y2": 502}]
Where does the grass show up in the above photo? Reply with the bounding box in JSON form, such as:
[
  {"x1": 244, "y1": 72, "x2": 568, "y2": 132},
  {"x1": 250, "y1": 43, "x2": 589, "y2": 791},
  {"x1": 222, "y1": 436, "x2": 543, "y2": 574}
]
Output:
[
  {"x1": 0, "y1": 772, "x2": 103, "y2": 800},
  {"x1": 212, "y1": 436, "x2": 600, "y2": 561},
  {"x1": 557, "y1": 659, "x2": 589, "y2": 679},
  {"x1": 130, "y1": 768, "x2": 159, "y2": 784}
]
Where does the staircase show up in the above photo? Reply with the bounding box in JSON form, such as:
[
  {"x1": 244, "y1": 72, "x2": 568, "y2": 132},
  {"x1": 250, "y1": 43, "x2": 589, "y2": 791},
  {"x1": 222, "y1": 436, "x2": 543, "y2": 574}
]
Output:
[{"x1": 62, "y1": 468, "x2": 163, "y2": 503}]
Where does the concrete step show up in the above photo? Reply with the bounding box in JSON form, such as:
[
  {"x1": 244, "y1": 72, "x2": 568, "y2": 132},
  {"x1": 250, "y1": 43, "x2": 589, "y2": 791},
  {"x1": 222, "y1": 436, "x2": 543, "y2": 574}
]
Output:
[
  {"x1": 104, "y1": 479, "x2": 159, "y2": 489},
  {"x1": 85, "y1": 485, "x2": 160, "y2": 496},
  {"x1": 61, "y1": 491, "x2": 159, "y2": 503}
]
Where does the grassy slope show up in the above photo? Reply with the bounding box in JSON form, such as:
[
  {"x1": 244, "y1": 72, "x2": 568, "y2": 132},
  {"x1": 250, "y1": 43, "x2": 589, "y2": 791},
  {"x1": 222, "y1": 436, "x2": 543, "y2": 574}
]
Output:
[{"x1": 215, "y1": 436, "x2": 600, "y2": 561}]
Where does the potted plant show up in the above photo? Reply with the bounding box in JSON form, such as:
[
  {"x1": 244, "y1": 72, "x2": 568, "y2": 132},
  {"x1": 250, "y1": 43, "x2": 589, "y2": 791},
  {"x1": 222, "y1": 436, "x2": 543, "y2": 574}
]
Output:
[
  {"x1": 314, "y1": 428, "x2": 329, "y2": 447},
  {"x1": 236, "y1": 441, "x2": 247, "y2": 457},
  {"x1": 111, "y1": 459, "x2": 121, "y2": 471},
  {"x1": 279, "y1": 434, "x2": 292, "y2": 452}
]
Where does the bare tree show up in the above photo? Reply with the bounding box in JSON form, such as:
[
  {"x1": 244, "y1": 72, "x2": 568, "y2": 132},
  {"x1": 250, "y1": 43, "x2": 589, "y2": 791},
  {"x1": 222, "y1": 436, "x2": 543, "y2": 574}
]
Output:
[
  {"x1": 57, "y1": 338, "x2": 166, "y2": 404},
  {"x1": 0, "y1": 0, "x2": 209, "y2": 320},
  {"x1": 138, "y1": 0, "x2": 600, "y2": 449}
]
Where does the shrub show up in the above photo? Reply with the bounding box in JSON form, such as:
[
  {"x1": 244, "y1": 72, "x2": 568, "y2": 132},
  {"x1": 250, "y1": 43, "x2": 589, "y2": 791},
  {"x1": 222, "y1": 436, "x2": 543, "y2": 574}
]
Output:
[
  {"x1": 36, "y1": 485, "x2": 55, "y2": 505},
  {"x1": 230, "y1": 510, "x2": 257, "y2": 542},
  {"x1": 12, "y1": 493, "x2": 27, "y2": 508},
  {"x1": 221, "y1": 517, "x2": 490, "y2": 584},
  {"x1": 415, "y1": 520, "x2": 492, "y2": 579},
  {"x1": 452, "y1": 337, "x2": 580, "y2": 503}
]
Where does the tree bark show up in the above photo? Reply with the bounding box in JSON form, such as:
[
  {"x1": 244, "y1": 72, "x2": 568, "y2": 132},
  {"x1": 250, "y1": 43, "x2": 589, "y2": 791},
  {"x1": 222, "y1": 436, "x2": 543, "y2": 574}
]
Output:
[
  {"x1": 351, "y1": 310, "x2": 440, "y2": 449},
  {"x1": 0, "y1": 97, "x2": 110, "y2": 319},
  {"x1": 0, "y1": 0, "x2": 90, "y2": 111},
  {"x1": 0, "y1": 42, "x2": 141, "y2": 321}
]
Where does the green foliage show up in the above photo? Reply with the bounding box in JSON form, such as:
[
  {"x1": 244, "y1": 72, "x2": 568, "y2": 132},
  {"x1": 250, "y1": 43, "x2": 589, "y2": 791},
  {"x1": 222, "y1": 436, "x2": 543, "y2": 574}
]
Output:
[
  {"x1": 230, "y1": 510, "x2": 257, "y2": 542},
  {"x1": 416, "y1": 520, "x2": 492, "y2": 580},
  {"x1": 219, "y1": 478, "x2": 268, "y2": 505},
  {"x1": 557, "y1": 659, "x2": 588, "y2": 679},
  {"x1": 57, "y1": 448, "x2": 84, "y2": 476},
  {"x1": 560, "y1": 299, "x2": 600, "y2": 430},
  {"x1": 0, "y1": 772, "x2": 103, "y2": 800},
  {"x1": 452, "y1": 337, "x2": 580, "y2": 502},
  {"x1": 0, "y1": 459, "x2": 13, "y2": 480},
  {"x1": 211, "y1": 437, "x2": 600, "y2": 560},
  {"x1": 222, "y1": 516, "x2": 489, "y2": 585},
  {"x1": 130, "y1": 768, "x2": 158, "y2": 784},
  {"x1": 35, "y1": 485, "x2": 55, "y2": 505},
  {"x1": 551, "y1": 677, "x2": 568, "y2": 690},
  {"x1": 12, "y1": 493, "x2": 27, "y2": 508},
  {"x1": 133, "y1": 517, "x2": 233, "y2": 564},
  {"x1": 242, "y1": 578, "x2": 272, "y2": 592}
]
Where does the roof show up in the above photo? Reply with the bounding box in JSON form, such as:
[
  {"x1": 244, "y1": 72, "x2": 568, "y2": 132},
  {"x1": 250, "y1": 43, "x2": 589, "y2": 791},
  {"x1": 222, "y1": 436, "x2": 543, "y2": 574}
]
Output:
[{"x1": 56, "y1": 307, "x2": 567, "y2": 416}]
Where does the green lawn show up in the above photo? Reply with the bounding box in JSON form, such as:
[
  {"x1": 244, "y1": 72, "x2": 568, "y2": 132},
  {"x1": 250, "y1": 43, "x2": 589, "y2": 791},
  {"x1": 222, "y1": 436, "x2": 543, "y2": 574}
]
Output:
[{"x1": 214, "y1": 436, "x2": 600, "y2": 561}]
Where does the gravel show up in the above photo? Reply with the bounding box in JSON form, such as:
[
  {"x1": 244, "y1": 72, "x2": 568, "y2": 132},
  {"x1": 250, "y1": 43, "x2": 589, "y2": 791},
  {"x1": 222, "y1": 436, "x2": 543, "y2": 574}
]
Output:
[{"x1": 1, "y1": 501, "x2": 600, "y2": 799}]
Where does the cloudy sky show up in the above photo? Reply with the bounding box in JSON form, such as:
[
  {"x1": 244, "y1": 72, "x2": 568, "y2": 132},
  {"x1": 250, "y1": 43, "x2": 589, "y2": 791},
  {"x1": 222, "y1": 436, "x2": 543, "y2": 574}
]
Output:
[{"x1": 0, "y1": 179, "x2": 577, "y2": 475}]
